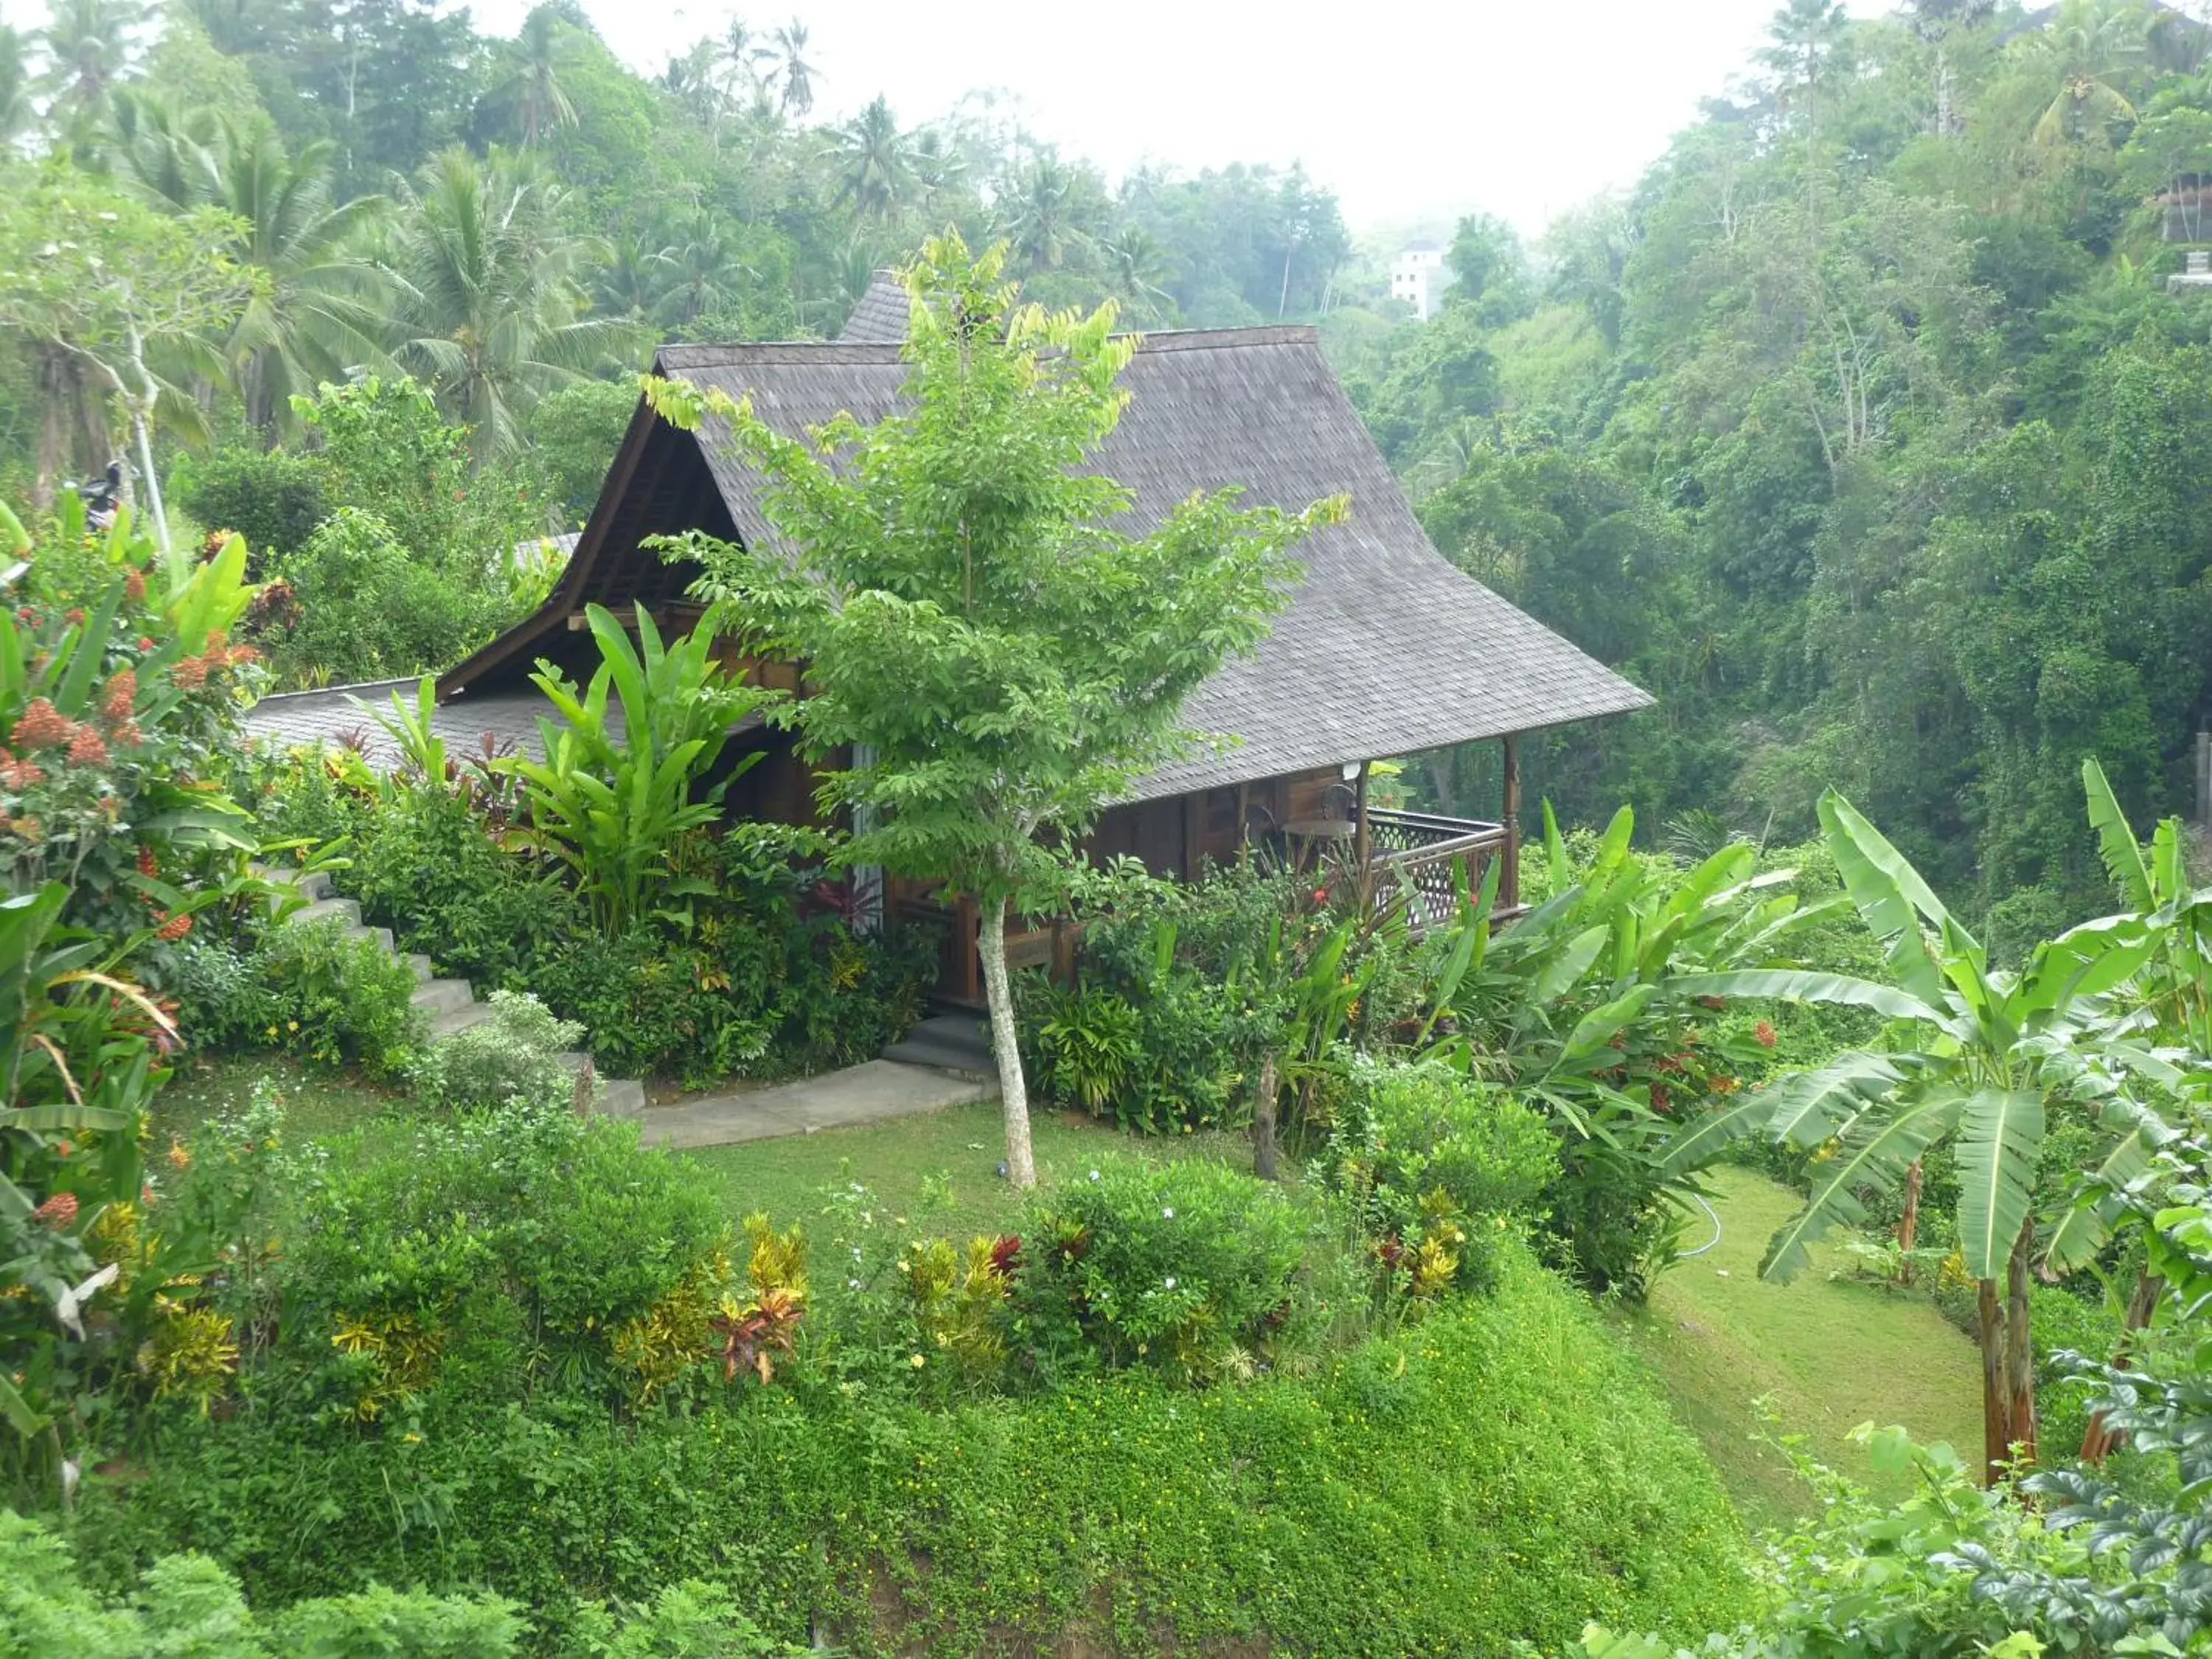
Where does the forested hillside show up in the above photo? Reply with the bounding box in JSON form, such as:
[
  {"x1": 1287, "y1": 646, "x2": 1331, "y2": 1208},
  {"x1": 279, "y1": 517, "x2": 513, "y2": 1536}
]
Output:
[
  {"x1": 7, "y1": 0, "x2": 2212, "y2": 947},
  {"x1": 1356, "y1": 0, "x2": 2212, "y2": 954}
]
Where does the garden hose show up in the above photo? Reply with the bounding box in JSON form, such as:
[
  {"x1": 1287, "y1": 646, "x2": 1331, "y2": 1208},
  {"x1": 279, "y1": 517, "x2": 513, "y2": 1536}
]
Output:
[{"x1": 1679, "y1": 1192, "x2": 1723, "y2": 1259}]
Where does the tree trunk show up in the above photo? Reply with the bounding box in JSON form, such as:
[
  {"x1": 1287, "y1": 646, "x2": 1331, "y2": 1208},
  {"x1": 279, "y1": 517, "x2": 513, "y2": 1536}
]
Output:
[
  {"x1": 977, "y1": 894, "x2": 1035, "y2": 1189},
  {"x1": 1977, "y1": 1273, "x2": 2008, "y2": 1486},
  {"x1": 2004, "y1": 1218, "x2": 2037, "y2": 1475},
  {"x1": 1253, "y1": 1049, "x2": 1281, "y2": 1181},
  {"x1": 2080, "y1": 1270, "x2": 2161, "y2": 1465},
  {"x1": 1896, "y1": 1158, "x2": 1923, "y2": 1286}
]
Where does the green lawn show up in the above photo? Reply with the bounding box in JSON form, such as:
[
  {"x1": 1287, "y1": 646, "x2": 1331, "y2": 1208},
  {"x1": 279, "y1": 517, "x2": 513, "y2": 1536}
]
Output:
[
  {"x1": 1613, "y1": 1164, "x2": 1986, "y2": 1527},
  {"x1": 152, "y1": 1056, "x2": 400, "y2": 1146},
  {"x1": 687, "y1": 1099, "x2": 1251, "y2": 1237}
]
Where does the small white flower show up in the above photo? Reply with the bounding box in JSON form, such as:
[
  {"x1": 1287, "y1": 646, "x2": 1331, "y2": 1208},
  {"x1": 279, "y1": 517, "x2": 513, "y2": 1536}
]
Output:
[
  {"x1": 1088, "y1": 1169, "x2": 1101, "y2": 1181},
  {"x1": 1164, "y1": 1276, "x2": 1177, "y2": 1290},
  {"x1": 1161, "y1": 1206, "x2": 1174, "y2": 1219},
  {"x1": 847, "y1": 1278, "x2": 860, "y2": 1290},
  {"x1": 851, "y1": 1245, "x2": 863, "y2": 1261}
]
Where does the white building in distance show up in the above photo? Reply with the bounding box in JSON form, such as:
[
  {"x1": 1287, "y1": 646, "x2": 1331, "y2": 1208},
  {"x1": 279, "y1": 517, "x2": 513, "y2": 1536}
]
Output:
[{"x1": 1390, "y1": 245, "x2": 1449, "y2": 320}]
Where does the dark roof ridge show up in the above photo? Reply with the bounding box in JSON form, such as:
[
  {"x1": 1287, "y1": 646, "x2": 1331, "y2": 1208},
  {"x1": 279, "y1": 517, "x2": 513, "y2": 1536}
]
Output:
[{"x1": 658, "y1": 323, "x2": 1320, "y2": 374}]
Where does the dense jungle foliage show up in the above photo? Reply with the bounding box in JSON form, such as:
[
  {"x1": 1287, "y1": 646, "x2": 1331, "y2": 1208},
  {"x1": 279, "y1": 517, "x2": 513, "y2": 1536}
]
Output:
[{"x1": 12, "y1": 1, "x2": 2212, "y2": 943}]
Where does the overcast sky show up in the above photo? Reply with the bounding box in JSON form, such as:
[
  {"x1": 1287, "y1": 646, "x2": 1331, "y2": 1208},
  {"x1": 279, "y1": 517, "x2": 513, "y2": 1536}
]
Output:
[{"x1": 462, "y1": 0, "x2": 1823, "y2": 236}]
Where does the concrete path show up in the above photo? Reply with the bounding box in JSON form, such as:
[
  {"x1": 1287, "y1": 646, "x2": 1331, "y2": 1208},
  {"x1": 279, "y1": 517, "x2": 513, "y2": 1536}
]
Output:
[{"x1": 639, "y1": 1060, "x2": 997, "y2": 1150}]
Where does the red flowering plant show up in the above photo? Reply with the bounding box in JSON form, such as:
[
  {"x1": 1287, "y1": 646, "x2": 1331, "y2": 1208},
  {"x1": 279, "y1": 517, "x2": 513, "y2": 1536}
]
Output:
[
  {"x1": 0, "y1": 493, "x2": 270, "y2": 1495},
  {"x1": 1, "y1": 493, "x2": 264, "y2": 943}
]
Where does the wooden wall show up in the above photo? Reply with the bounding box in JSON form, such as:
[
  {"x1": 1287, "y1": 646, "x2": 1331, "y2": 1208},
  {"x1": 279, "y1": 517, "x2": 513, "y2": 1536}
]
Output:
[{"x1": 1085, "y1": 765, "x2": 1347, "y2": 880}]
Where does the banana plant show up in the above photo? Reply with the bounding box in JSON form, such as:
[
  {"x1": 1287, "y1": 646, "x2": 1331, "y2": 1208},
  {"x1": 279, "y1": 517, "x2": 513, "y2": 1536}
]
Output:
[
  {"x1": 499, "y1": 604, "x2": 779, "y2": 936},
  {"x1": 1417, "y1": 803, "x2": 1842, "y2": 1290},
  {"x1": 1661, "y1": 788, "x2": 2167, "y2": 1485}
]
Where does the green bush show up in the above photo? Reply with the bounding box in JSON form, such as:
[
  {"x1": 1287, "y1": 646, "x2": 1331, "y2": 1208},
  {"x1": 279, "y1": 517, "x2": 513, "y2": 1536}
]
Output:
[
  {"x1": 74, "y1": 1244, "x2": 1753, "y2": 1655},
  {"x1": 170, "y1": 447, "x2": 333, "y2": 568},
  {"x1": 0, "y1": 1507, "x2": 804, "y2": 1658},
  {"x1": 268, "y1": 509, "x2": 502, "y2": 685},
  {"x1": 178, "y1": 920, "x2": 425, "y2": 1079},
  {"x1": 520, "y1": 923, "x2": 773, "y2": 1085},
  {"x1": 279, "y1": 1107, "x2": 728, "y2": 1405},
  {"x1": 1015, "y1": 1155, "x2": 1322, "y2": 1382},
  {"x1": 1321, "y1": 1054, "x2": 1558, "y2": 1295},
  {"x1": 415, "y1": 991, "x2": 586, "y2": 1115}
]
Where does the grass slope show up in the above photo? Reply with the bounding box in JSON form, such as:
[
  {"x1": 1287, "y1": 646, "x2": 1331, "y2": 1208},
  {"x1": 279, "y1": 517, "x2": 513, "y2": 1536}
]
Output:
[
  {"x1": 689, "y1": 1099, "x2": 1248, "y2": 1234},
  {"x1": 1614, "y1": 1164, "x2": 1985, "y2": 1526}
]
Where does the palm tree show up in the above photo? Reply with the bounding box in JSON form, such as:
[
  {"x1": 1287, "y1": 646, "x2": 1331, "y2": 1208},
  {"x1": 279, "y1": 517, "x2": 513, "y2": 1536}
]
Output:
[
  {"x1": 1099, "y1": 226, "x2": 1175, "y2": 323},
  {"x1": 0, "y1": 25, "x2": 35, "y2": 151},
  {"x1": 114, "y1": 105, "x2": 394, "y2": 439},
  {"x1": 39, "y1": 0, "x2": 147, "y2": 157},
  {"x1": 380, "y1": 147, "x2": 646, "y2": 460},
  {"x1": 1666, "y1": 790, "x2": 2167, "y2": 1486},
  {"x1": 827, "y1": 97, "x2": 914, "y2": 223},
  {"x1": 206, "y1": 126, "x2": 394, "y2": 436},
  {"x1": 1001, "y1": 153, "x2": 1100, "y2": 274},
  {"x1": 498, "y1": 8, "x2": 579, "y2": 147},
  {"x1": 2020, "y1": 0, "x2": 2148, "y2": 147},
  {"x1": 768, "y1": 19, "x2": 815, "y2": 117},
  {"x1": 651, "y1": 206, "x2": 754, "y2": 330}
]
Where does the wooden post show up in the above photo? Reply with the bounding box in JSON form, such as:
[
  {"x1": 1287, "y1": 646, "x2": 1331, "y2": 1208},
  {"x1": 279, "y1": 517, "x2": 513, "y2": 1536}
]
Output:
[
  {"x1": 1500, "y1": 735, "x2": 1521, "y2": 913},
  {"x1": 1352, "y1": 762, "x2": 1371, "y2": 900},
  {"x1": 1181, "y1": 790, "x2": 1203, "y2": 882}
]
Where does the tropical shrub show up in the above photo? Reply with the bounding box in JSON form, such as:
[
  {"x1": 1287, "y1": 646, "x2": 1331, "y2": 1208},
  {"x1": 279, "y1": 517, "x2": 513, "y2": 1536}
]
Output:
[
  {"x1": 0, "y1": 1507, "x2": 808, "y2": 1658},
  {"x1": 1015, "y1": 1155, "x2": 1322, "y2": 1382},
  {"x1": 72, "y1": 1241, "x2": 1752, "y2": 1654},
  {"x1": 501, "y1": 604, "x2": 777, "y2": 936},
  {"x1": 1319, "y1": 1054, "x2": 1557, "y2": 1297},
  {"x1": 1420, "y1": 806, "x2": 1827, "y2": 1295},
  {"x1": 178, "y1": 920, "x2": 425, "y2": 1079},
  {"x1": 0, "y1": 500, "x2": 275, "y2": 1498},
  {"x1": 415, "y1": 990, "x2": 585, "y2": 1115},
  {"x1": 265, "y1": 507, "x2": 502, "y2": 684},
  {"x1": 169, "y1": 446, "x2": 333, "y2": 567},
  {"x1": 278, "y1": 1104, "x2": 731, "y2": 1414}
]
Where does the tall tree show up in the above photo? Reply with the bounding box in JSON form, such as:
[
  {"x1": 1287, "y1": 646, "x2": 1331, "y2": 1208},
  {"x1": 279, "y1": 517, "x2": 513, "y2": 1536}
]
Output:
[
  {"x1": 667, "y1": 238, "x2": 1339, "y2": 1185},
  {"x1": 495, "y1": 7, "x2": 579, "y2": 147},
  {"x1": 2020, "y1": 0, "x2": 2148, "y2": 147},
  {"x1": 0, "y1": 169, "x2": 255, "y2": 546},
  {"x1": 380, "y1": 147, "x2": 642, "y2": 459},
  {"x1": 0, "y1": 24, "x2": 34, "y2": 151},
  {"x1": 768, "y1": 19, "x2": 814, "y2": 117},
  {"x1": 828, "y1": 96, "x2": 914, "y2": 223},
  {"x1": 39, "y1": 0, "x2": 148, "y2": 159}
]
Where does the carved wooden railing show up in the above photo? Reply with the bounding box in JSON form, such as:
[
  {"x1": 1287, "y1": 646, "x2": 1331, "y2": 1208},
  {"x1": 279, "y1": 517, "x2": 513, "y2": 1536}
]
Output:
[{"x1": 1363, "y1": 808, "x2": 1512, "y2": 929}]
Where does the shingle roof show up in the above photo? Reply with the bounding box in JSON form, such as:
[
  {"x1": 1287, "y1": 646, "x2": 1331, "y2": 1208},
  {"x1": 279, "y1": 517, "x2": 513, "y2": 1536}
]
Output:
[
  {"x1": 242, "y1": 681, "x2": 630, "y2": 764},
  {"x1": 837, "y1": 273, "x2": 909, "y2": 343},
  {"x1": 652, "y1": 326, "x2": 1651, "y2": 802}
]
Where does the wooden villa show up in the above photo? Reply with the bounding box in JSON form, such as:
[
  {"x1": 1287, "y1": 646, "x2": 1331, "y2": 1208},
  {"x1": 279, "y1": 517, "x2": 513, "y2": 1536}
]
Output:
[{"x1": 246, "y1": 276, "x2": 1651, "y2": 1005}]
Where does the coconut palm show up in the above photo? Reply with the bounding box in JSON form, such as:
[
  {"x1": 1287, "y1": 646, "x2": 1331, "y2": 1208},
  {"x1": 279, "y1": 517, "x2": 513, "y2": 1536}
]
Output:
[
  {"x1": 1001, "y1": 153, "x2": 1098, "y2": 274},
  {"x1": 380, "y1": 147, "x2": 646, "y2": 460},
  {"x1": 1099, "y1": 226, "x2": 1175, "y2": 322},
  {"x1": 0, "y1": 25, "x2": 35, "y2": 151},
  {"x1": 828, "y1": 97, "x2": 914, "y2": 223},
  {"x1": 1663, "y1": 789, "x2": 2167, "y2": 1486},
  {"x1": 651, "y1": 206, "x2": 754, "y2": 330},
  {"x1": 205, "y1": 128, "x2": 394, "y2": 435},
  {"x1": 39, "y1": 0, "x2": 147, "y2": 156},
  {"x1": 2020, "y1": 0, "x2": 2148, "y2": 147},
  {"x1": 114, "y1": 106, "x2": 394, "y2": 438},
  {"x1": 768, "y1": 19, "x2": 815, "y2": 117},
  {"x1": 496, "y1": 7, "x2": 579, "y2": 147}
]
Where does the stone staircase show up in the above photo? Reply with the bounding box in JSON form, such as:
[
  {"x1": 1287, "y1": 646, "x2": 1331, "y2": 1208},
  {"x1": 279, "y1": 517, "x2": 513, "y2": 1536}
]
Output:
[
  {"x1": 260, "y1": 867, "x2": 647, "y2": 1119},
  {"x1": 879, "y1": 1011, "x2": 994, "y2": 1082}
]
